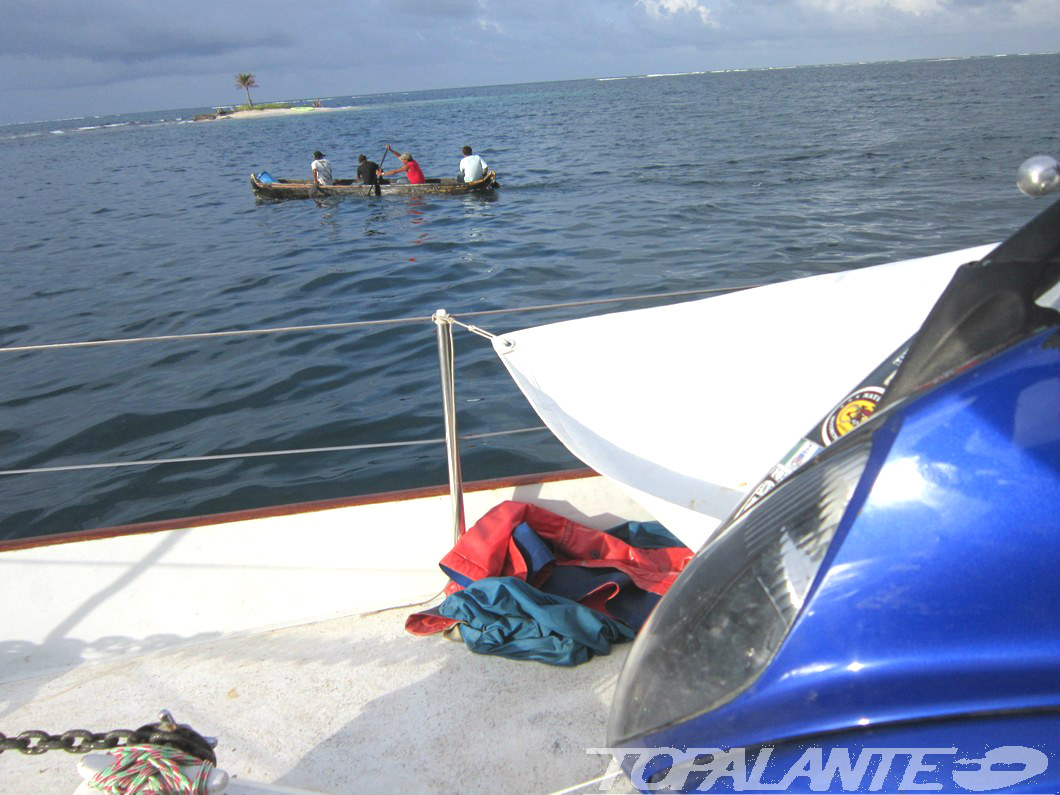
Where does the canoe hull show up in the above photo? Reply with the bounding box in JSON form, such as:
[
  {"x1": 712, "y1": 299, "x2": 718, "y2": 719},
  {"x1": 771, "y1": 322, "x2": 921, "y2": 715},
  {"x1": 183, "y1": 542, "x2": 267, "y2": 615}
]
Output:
[{"x1": 250, "y1": 170, "x2": 498, "y2": 198}]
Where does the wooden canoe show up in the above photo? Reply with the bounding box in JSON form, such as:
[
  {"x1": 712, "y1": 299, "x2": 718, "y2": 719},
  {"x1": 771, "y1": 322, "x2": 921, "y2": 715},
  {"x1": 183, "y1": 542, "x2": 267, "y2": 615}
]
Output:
[{"x1": 250, "y1": 170, "x2": 498, "y2": 198}]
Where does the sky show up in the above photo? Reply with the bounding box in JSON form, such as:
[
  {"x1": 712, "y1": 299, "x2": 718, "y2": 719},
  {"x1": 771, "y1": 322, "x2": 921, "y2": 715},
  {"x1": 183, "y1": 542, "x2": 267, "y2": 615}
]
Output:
[{"x1": 0, "y1": 0, "x2": 1056, "y2": 125}]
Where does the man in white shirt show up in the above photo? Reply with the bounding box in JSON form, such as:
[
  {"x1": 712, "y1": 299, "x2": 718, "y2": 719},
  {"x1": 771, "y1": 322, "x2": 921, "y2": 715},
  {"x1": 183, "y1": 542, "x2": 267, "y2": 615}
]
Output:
[
  {"x1": 458, "y1": 145, "x2": 488, "y2": 183},
  {"x1": 311, "y1": 150, "x2": 334, "y2": 185}
]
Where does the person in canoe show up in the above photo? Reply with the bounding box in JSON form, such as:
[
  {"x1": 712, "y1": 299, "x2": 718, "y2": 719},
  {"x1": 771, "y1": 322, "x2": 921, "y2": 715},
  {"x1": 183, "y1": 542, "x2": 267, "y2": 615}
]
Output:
[
  {"x1": 357, "y1": 154, "x2": 379, "y2": 185},
  {"x1": 311, "y1": 150, "x2": 334, "y2": 186},
  {"x1": 459, "y1": 145, "x2": 488, "y2": 183},
  {"x1": 379, "y1": 144, "x2": 425, "y2": 184}
]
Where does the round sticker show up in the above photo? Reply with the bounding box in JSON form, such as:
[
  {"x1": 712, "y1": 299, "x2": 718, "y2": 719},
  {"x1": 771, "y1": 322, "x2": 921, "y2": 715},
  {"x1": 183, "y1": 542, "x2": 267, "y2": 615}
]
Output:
[{"x1": 821, "y1": 387, "x2": 885, "y2": 444}]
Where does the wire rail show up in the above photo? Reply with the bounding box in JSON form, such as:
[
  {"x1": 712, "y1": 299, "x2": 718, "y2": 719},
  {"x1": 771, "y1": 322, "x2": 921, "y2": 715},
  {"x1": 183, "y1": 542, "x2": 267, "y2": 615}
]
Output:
[
  {"x1": 0, "y1": 285, "x2": 754, "y2": 354},
  {"x1": 0, "y1": 428, "x2": 549, "y2": 477},
  {"x1": 0, "y1": 284, "x2": 755, "y2": 478}
]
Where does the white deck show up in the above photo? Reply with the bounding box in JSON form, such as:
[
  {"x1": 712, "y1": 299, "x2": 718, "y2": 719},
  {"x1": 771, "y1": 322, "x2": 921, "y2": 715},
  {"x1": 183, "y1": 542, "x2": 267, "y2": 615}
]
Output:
[
  {"x1": 0, "y1": 605, "x2": 635, "y2": 794},
  {"x1": 0, "y1": 474, "x2": 649, "y2": 794}
]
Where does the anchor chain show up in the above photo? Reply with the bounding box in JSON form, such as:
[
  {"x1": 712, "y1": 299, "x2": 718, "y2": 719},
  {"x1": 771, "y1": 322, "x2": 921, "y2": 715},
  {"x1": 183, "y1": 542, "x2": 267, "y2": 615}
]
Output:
[
  {"x1": 0, "y1": 711, "x2": 217, "y2": 764},
  {"x1": 0, "y1": 729, "x2": 139, "y2": 756}
]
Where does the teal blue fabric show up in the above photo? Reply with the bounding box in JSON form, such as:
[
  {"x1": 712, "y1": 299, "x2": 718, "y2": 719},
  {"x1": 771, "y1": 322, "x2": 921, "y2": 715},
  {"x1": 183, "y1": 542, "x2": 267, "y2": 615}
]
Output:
[{"x1": 438, "y1": 576, "x2": 635, "y2": 666}]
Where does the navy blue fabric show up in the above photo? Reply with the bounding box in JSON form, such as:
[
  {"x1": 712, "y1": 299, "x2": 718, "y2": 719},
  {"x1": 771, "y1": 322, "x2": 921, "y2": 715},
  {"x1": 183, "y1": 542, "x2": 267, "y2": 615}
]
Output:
[
  {"x1": 605, "y1": 520, "x2": 685, "y2": 549},
  {"x1": 439, "y1": 562, "x2": 474, "y2": 588},
  {"x1": 428, "y1": 518, "x2": 683, "y2": 665},
  {"x1": 511, "y1": 521, "x2": 555, "y2": 578},
  {"x1": 435, "y1": 576, "x2": 635, "y2": 666},
  {"x1": 539, "y1": 565, "x2": 661, "y2": 629}
]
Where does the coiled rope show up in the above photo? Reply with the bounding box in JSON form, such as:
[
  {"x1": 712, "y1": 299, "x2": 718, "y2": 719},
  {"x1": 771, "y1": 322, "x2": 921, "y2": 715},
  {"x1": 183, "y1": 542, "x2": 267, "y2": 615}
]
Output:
[{"x1": 89, "y1": 745, "x2": 213, "y2": 795}]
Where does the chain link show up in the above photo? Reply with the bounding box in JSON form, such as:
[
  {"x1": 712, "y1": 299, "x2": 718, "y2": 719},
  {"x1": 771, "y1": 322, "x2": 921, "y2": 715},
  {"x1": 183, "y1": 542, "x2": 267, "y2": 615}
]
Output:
[
  {"x1": 0, "y1": 728, "x2": 141, "y2": 756},
  {"x1": 1, "y1": 711, "x2": 215, "y2": 765}
]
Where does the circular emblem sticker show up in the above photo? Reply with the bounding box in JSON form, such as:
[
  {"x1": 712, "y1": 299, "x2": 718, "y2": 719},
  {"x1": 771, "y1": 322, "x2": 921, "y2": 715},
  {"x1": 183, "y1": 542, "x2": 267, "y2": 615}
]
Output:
[{"x1": 821, "y1": 387, "x2": 885, "y2": 444}]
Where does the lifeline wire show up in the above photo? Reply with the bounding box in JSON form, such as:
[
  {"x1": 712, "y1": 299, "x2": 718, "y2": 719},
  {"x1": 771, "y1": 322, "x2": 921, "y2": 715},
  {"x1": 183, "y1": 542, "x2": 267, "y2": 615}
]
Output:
[
  {"x1": 0, "y1": 283, "x2": 759, "y2": 476},
  {"x1": 0, "y1": 315, "x2": 432, "y2": 354},
  {"x1": 453, "y1": 284, "x2": 755, "y2": 320},
  {"x1": 0, "y1": 427, "x2": 549, "y2": 477},
  {"x1": 0, "y1": 284, "x2": 756, "y2": 354}
]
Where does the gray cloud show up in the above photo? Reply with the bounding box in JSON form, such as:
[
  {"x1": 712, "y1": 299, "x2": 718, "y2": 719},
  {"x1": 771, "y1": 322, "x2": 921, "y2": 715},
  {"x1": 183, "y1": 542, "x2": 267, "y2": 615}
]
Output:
[
  {"x1": 0, "y1": 2, "x2": 295, "y2": 61},
  {"x1": 0, "y1": 0, "x2": 1053, "y2": 124}
]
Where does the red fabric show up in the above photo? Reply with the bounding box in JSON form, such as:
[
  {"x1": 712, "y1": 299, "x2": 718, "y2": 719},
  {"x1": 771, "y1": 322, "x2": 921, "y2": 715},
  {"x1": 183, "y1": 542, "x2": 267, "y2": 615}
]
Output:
[
  {"x1": 405, "y1": 159, "x2": 425, "y2": 184},
  {"x1": 444, "y1": 501, "x2": 690, "y2": 592},
  {"x1": 405, "y1": 501, "x2": 693, "y2": 636},
  {"x1": 406, "y1": 612, "x2": 458, "y2": 635}
]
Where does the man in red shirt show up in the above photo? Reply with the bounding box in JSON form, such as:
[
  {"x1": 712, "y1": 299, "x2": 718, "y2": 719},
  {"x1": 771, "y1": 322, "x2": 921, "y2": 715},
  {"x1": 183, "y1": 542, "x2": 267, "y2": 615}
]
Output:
[{"x1": 379, "y1": 144, "x2": 426, "y2": 184}]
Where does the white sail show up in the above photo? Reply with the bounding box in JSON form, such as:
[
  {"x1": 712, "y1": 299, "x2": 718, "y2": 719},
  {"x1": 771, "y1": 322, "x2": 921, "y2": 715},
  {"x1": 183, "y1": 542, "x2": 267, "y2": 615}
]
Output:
[{"x1": 494, "y1": 244, "x2": 997, "y2": 549}]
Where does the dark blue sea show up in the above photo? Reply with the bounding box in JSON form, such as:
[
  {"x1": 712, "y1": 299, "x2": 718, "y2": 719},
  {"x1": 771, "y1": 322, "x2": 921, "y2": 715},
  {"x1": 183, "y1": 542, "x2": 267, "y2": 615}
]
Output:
[{"x1": 1, "y1": 54, "x2": 1057, "y2": 540}]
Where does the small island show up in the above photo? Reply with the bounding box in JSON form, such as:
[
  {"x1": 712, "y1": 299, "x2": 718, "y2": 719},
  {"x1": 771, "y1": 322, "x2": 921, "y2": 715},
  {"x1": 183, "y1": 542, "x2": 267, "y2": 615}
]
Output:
[
  {"x1": 195, "y1": 104, "x2": 355, "y2": 122},
  {"x1": 193, "y1": 73, "x2": 355, "y2": 121}
]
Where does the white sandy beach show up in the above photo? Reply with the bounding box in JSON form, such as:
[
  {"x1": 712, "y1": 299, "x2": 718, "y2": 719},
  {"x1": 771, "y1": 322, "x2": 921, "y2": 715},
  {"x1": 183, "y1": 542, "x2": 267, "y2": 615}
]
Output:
[{"x1": 201, "y1": 105, "x2": 359, "y2": 121}]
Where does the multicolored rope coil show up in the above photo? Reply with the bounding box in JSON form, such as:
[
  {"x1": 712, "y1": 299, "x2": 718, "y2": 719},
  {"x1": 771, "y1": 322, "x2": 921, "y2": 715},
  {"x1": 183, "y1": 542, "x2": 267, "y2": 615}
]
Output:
[{"x1": 89, "y1": 744, "x2": 214, "y2": 795}]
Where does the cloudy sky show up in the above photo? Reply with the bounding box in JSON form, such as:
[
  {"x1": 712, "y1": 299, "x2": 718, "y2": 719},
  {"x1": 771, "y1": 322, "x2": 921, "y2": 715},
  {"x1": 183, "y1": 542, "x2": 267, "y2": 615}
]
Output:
[{"x1": 0, "y1": 0, "x2": 1055, "y2": 124}]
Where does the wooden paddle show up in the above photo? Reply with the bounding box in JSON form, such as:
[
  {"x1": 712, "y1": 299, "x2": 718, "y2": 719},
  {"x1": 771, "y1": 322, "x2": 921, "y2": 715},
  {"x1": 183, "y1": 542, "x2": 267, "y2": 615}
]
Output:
[{"x1": 370, "y1": 147, "x2": 389, "y2": 196}]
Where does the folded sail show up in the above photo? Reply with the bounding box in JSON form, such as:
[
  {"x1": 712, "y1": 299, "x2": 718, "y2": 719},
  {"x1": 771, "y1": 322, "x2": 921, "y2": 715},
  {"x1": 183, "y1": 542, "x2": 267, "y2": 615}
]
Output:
[{"x1": 493, "y1": 244, "x2": 996, "y2": 549}]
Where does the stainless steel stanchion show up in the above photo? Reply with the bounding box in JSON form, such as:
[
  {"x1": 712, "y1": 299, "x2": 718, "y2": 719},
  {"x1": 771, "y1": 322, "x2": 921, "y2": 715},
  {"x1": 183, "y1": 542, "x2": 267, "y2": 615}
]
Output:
[{"x1": 433, "y1": 309, "x2": 466, "y2": 540}]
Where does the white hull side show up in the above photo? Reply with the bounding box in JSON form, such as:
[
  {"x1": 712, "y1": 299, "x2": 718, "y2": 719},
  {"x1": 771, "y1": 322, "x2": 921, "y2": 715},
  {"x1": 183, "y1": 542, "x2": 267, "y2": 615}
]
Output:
[{"x1": 0, "y1": 473, "x2": 652, "y2": 682}]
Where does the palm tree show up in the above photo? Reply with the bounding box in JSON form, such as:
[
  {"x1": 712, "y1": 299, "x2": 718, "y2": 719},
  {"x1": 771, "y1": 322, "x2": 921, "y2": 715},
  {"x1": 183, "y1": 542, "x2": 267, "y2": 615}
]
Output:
[{"x1": 235, "y1": 73, "x2": 258, "y2": 108}]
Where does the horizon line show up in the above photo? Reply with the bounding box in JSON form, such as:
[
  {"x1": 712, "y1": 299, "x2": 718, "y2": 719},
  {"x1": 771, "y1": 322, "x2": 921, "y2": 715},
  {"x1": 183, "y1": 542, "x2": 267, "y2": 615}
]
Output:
[{"x1": 3, "y1": 50, "x2": 1057, "y2": 128}]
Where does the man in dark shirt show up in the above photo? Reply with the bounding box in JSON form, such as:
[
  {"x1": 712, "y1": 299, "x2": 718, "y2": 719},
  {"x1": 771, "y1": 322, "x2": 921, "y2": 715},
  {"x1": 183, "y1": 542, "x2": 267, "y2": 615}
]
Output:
[{"x1": 357, "y1": 154, "x2": 379, "y2": 185}]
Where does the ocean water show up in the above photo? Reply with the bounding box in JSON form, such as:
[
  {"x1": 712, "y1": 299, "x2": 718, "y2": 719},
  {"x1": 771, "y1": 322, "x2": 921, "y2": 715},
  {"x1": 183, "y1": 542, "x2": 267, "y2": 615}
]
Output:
[{"x1": 1, "y1": 54, "x2": 1057, "y2": 540}]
